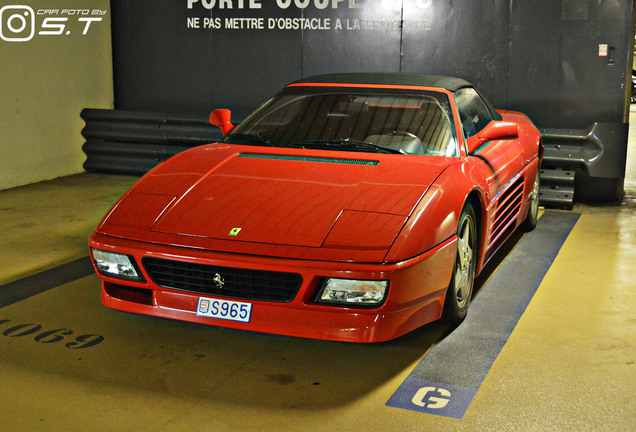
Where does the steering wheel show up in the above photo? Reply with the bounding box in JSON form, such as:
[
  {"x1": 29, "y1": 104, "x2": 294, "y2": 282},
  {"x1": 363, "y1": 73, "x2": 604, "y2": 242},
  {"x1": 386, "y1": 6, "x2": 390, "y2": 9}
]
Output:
[{"x1": 390, "y1": 130, "x2": 418, "y2": 138}]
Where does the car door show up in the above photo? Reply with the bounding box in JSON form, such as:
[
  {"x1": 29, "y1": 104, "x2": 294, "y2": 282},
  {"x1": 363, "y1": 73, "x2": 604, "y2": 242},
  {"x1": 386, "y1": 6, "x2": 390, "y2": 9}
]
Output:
[
  {"x1": 455, "y1": 87, "x2": 527, "y2": 258},
  {"x1": 454, "y1": 87, "x2": 525, "y2": 202}
]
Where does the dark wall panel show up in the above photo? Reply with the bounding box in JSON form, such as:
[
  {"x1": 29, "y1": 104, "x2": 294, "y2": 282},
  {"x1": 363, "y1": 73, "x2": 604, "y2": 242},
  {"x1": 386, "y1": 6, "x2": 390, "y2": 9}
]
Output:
[
  {"x1": 112, "y1": 0, "x2": 632, "y2": 128},
  {"x1": 507, "y1": 0, "x2": 632, "y2": 129},
  {"x1": 400, "y1": 0, "x2": 511, "y2": 107},
  {"x1": 112, "y1": 2, "x2": 214, "y2": 114},
  {"x1": 105, "y1": 0, "x2": 634, "y2": 201},
  {"x1": 113, "y1": 1, "x2": 304, "y2": 118},
  {"x1": 302, "y1": 4, "x2": 403, "y2": 75},
  {"x1": 206, "y1": 5, "x2": 304, "y2": 118}
]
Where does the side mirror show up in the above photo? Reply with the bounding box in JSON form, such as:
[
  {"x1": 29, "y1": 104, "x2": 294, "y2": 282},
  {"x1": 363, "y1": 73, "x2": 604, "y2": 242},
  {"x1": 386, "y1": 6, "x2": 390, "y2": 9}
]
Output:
[
  {"x1": 467, "y1": 121, "x2": 519, "y2": 154},
  {"x1": 209, "y1": 109, "x2": 234, "y2": 136}
]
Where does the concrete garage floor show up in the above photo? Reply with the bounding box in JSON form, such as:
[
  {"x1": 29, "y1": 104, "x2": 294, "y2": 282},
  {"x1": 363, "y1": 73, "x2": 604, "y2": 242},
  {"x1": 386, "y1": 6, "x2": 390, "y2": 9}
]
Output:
[{"x1": 0, "y1": 109, "x2": 635, "y2": 431}]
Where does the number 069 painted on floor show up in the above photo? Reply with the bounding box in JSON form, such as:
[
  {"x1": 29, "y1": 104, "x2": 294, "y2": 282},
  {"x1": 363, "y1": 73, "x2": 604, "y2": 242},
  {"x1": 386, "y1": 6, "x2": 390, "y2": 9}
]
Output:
[{"x1": 196, "y1": 297, "x2": 252, "y2": 323}]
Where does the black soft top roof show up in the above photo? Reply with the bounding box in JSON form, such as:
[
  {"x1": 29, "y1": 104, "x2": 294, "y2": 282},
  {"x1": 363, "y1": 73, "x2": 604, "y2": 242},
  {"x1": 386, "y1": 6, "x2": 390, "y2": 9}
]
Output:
[{"x1": 290, "y1": 73, "x2": 472, "y2": 92}]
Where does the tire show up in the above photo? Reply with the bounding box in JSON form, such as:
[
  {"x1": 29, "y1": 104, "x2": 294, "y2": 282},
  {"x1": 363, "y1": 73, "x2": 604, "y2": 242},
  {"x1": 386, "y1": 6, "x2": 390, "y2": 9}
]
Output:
[
  {"x1": 443, "y1": 203, "x2": 477, "y2": 325},
  {"x1": 521, "y1": 169, "x2": 540, "y2": 232}
]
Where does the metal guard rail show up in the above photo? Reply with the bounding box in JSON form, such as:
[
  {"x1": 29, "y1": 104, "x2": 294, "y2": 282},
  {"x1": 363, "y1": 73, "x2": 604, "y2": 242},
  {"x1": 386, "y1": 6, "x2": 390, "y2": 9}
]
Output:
[{"x1": 81, "y1": 109, "x2": 222, "y2": 175}]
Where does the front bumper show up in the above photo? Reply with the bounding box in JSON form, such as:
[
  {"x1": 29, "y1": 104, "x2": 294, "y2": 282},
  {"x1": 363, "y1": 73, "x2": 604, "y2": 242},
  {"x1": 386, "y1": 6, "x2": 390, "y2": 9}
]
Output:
[{"x1": 89, "y1": 232, "x2": 456, "y2": 343}]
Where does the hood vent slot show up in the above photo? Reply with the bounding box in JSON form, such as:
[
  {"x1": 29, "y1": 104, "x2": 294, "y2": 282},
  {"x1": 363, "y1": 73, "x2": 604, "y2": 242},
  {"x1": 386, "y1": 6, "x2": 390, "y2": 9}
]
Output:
[{"x1": 238, "y1": 153, "x2": 379, "y2": 165}]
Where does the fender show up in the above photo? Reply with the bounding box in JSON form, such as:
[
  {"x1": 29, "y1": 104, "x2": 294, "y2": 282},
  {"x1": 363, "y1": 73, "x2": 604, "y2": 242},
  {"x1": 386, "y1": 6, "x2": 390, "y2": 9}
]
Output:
[{"x1": 385, "y1": 159, "x2": 488, "y2": 263}]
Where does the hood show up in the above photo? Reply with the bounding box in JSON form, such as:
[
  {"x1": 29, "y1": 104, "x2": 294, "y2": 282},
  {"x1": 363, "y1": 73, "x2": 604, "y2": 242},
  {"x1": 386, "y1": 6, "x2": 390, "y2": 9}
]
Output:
[{"x1": 100, "y1": 144, "x2": 452, "y2": 253}]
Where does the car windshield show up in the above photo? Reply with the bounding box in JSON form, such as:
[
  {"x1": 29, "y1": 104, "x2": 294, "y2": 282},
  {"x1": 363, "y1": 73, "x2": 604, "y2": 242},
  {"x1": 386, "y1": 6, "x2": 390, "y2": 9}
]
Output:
[{"x1": 224, "y1": 87, "x2": 459, "y2": 157}]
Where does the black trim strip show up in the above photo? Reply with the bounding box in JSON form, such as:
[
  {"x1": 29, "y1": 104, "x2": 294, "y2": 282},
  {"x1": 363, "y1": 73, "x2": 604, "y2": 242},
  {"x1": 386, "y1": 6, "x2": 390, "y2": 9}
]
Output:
[{"x1": 238, "y1": 153, "x2": 379, "y2": 165}]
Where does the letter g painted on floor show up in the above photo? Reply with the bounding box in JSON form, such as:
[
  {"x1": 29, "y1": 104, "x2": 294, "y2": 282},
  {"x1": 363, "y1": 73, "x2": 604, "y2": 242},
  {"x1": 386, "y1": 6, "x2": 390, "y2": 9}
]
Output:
[{"x1": 411, "y1": 386, "x2": 451, "y2": 409}]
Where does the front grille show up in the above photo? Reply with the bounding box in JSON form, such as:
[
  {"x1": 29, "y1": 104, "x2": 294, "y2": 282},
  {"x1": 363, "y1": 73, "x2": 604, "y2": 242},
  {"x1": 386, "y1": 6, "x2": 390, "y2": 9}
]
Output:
[{"x1": 142, "y1": 257, "x2": 302, "y2": 302}]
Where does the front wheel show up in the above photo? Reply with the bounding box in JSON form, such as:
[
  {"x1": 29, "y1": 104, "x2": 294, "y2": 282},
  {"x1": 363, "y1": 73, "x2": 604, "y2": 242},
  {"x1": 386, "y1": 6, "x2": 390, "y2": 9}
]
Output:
[{"x1": 443, "y1": 203, "x2": 477, "y2": 325}]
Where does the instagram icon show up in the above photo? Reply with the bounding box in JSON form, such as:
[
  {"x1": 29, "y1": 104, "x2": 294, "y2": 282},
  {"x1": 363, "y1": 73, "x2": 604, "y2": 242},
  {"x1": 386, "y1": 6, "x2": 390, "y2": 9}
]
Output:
[{"x1": 0, "y1": 5, "x2": 35, "y2": 42}]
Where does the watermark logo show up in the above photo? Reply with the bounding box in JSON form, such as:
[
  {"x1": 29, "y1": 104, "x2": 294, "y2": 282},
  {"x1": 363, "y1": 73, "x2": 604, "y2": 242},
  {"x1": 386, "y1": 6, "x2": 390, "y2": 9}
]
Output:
[
  {"x1": 0, "y1": 4, "x2": 106, "y2": 42},
  {"x1": 0, "y1": 5, "x2": 35, "y2": 42}
]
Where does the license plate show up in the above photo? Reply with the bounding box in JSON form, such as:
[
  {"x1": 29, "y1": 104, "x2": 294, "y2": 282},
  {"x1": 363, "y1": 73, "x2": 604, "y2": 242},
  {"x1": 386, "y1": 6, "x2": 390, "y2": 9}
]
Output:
[{"x1": 196, "y1": 297, "x2": 252, "y2": 323}]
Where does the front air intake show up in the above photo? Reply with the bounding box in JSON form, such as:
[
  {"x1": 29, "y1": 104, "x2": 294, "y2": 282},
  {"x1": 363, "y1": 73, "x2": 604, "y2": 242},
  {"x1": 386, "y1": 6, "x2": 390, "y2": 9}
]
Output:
[{"x1": 142, "y1": 257, "x2": 302, "y2": 302}]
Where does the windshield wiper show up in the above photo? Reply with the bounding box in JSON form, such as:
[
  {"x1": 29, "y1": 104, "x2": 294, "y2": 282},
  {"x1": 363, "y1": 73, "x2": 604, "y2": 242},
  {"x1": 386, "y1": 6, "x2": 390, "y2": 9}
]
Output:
[{"x1": 293, "y1": 138, "x2": 403, "y2": 154}]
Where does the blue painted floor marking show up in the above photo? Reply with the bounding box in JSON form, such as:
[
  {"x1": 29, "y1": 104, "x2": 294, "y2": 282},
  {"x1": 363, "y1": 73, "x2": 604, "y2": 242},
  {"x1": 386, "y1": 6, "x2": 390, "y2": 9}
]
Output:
[
  {"x1": 387, "y1": 378, "x2": 477, "y2": 419},
  {"x1": 0, "y1": 257, "x2": 94, "y2": 309},
  {"x1": 386, "y1": 211, "x2": 581, "y2": 419}
]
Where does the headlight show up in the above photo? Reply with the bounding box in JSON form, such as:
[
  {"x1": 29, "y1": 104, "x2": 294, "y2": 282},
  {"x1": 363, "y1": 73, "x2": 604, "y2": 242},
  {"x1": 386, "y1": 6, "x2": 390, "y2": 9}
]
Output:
[
  {"x1": 316, "y1": 278, "x2": 388, "y2": 306},
  {"x1": 90, "y1": 249, "x2": 144, "y2": 281}
]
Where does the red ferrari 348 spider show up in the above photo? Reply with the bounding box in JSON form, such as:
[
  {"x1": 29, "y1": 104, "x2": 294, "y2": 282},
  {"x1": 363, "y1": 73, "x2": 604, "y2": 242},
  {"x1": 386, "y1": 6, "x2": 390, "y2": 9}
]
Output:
[{"x1": 89, "y1": 73, "x2": 542, "y2": 342}]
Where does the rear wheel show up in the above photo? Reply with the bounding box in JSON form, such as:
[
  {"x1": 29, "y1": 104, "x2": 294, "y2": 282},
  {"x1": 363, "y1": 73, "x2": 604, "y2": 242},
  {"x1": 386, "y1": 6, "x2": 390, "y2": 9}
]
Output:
[
  {"x1": 522, "y1": 169, "x2": 540, "y2": 232},
  {"x1": 443, "y1": 203, "x2": 477, "y2": 325}
]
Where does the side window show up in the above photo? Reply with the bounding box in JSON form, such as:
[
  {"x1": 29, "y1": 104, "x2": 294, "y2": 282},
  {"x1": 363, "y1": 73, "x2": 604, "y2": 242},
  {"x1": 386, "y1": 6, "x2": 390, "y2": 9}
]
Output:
[{"x1": 454, "y1": 88, "x2": 494, "y2": 138}]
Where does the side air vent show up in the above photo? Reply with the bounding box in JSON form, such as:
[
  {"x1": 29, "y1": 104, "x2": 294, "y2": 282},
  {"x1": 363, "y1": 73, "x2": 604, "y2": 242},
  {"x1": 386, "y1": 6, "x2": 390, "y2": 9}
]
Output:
[{"x1": 488, "y1": 176, "x2": 525, "y2": 249}]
